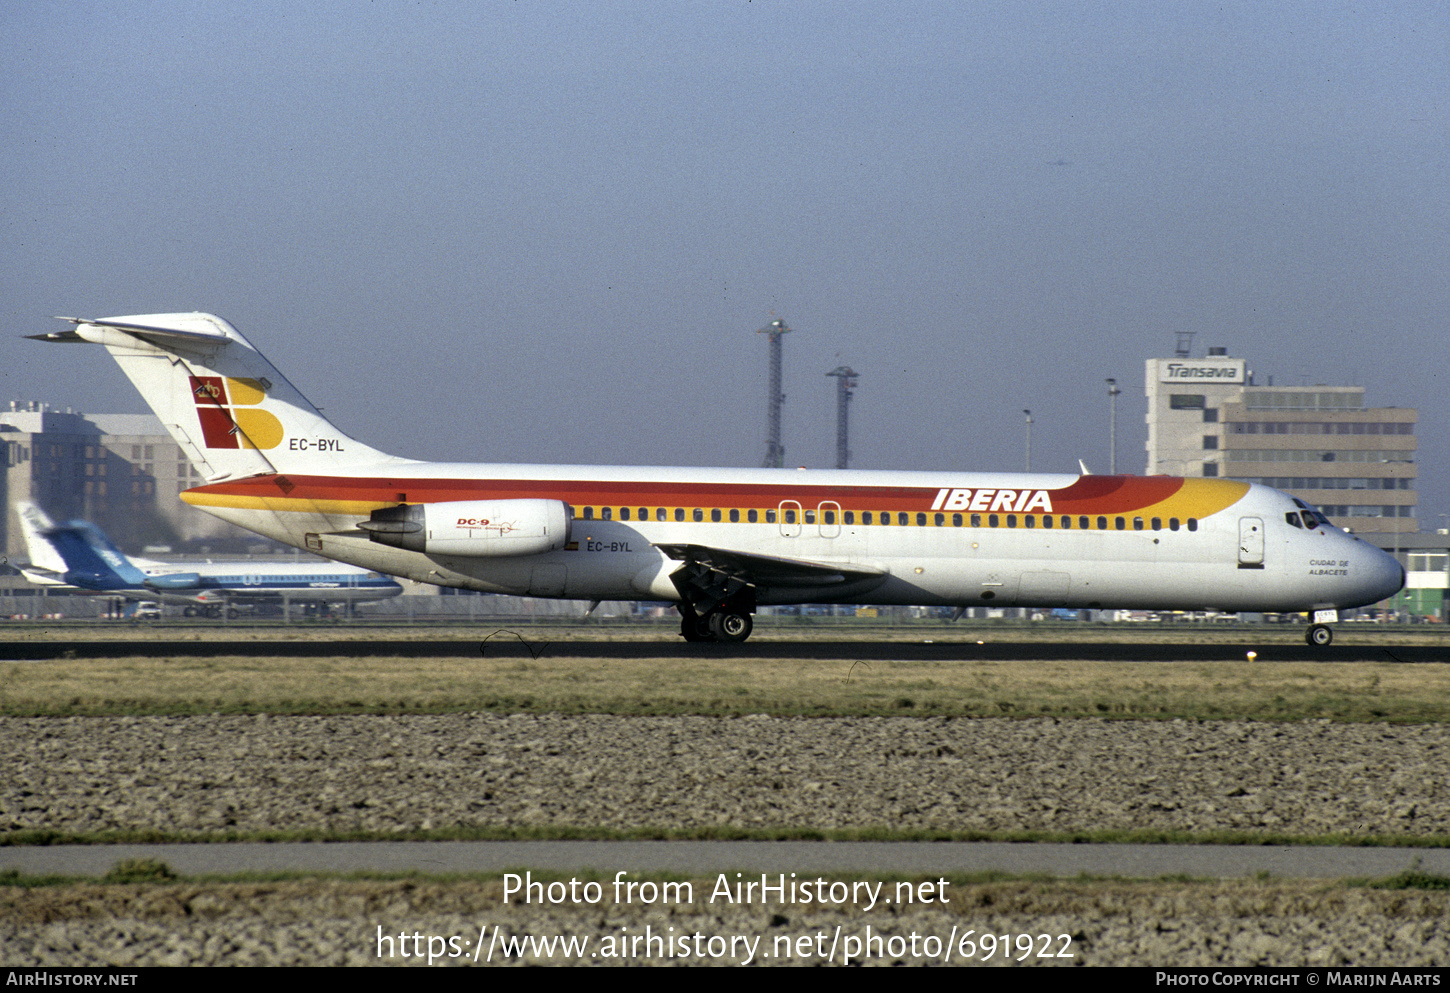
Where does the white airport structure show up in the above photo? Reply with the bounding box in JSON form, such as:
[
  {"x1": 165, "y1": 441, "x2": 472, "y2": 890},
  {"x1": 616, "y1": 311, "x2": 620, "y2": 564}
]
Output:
[{"x1": 1145, "y1": 347, "x2": 1417, "y2": 537}]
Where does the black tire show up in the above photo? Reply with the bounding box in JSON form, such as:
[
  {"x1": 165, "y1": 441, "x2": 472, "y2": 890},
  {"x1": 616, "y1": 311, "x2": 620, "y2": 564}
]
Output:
[
  {"x1": 680, "y1": 614, "x2": 715, "y2": 642},
  {"x1": 1307, "y1": 624, "x2": 1333, "y2": 647},
  {"x1": 709, "y1": 611, "x2": 753, "y2": 643}
]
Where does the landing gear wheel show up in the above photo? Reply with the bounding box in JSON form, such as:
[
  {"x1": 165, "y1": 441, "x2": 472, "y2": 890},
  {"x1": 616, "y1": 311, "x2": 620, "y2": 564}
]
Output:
[
  {"x1": 1306, "y1": 624, "x2": 1333, "y2": 647},
  {"x1": 680, "y1": 614, "x2": 716, "y2": 643},
  {"x1": 709, "y1": 611, "x2": 753, "y2": 643}
]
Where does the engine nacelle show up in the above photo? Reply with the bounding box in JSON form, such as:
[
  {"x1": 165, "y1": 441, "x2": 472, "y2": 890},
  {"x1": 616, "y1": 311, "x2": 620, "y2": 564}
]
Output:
[{"x1": 359, "y1": 499, "x2": 572, "y2": 557}]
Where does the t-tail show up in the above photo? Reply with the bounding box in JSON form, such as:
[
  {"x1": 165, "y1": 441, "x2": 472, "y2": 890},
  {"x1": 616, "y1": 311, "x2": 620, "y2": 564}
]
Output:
[
  {"x1": 42, "y1": 523, "x2": 148, "y2": 591},
  {"x1": 31, "y1": 313, "x2": 407, "y2": 481}
]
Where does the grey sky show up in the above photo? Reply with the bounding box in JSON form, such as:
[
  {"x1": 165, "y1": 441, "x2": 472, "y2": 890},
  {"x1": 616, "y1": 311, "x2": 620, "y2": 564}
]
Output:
[{"x1": 4, "y1": 2, "x2": 1445, "y2": 525}]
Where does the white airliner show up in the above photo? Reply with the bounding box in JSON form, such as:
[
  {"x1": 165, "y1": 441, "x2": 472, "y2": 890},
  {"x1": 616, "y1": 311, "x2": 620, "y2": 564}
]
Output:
[
  {"x1": 15, "y1": 501, "x2": 402, "y2": 617},
  {"x1": 32, "y1": 313, "x2": 1404, "y2": 645}
]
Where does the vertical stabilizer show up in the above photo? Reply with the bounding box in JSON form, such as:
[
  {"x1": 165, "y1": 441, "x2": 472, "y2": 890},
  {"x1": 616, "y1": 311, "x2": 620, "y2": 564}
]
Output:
[
  {"x1": 16, "y1": 503, "x2": 68, "y2": 582},
  {"x1": 33, "y1": 313, "x2": 405, "y2": 481}
]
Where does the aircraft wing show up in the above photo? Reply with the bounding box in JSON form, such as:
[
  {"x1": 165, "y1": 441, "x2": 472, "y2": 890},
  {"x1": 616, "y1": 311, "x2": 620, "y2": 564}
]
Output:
[{"x1": 655, "y1": 543, "x2": 887, "y2": 614}]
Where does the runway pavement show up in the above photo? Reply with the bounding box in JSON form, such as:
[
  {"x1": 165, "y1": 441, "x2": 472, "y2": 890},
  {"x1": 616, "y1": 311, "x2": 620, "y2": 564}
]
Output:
[{"x1": 2, "y1": 637, "x2": 1444, "y2": 662}]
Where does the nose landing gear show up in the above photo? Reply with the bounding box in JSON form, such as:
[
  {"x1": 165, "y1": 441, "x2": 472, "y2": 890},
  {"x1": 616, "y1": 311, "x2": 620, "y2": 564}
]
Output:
[{"x1": 1306, "y1": 624, "x2": 1334, "y2": 647}]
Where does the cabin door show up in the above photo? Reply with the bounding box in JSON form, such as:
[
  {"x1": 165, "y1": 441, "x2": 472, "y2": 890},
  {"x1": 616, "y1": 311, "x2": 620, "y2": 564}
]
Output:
[{"x1": 1238, "y1": 517, "x2": 1264, "y2": 569}]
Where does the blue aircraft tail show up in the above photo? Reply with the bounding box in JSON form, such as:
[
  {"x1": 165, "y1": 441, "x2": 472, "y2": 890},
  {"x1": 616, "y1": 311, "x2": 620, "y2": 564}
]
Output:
[{"x1": 44, "y1": 523, "x2": 148, "y2": 590}]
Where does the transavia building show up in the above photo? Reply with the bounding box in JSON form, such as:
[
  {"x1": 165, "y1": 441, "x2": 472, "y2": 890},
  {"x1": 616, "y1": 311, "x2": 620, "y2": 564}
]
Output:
[
  {"x1": 1146, "y1": 349, "x2": 1417, "y2": 538},
  {"x1": 1145, "y1": 348, "x2": 1440, "y2": 619}
]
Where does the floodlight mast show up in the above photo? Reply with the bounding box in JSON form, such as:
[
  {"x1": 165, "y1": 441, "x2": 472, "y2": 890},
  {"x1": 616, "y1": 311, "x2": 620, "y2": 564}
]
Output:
[
  {"x1": 826, "y1": 366, "x2": 859, "y2": 470},
  {"x1": 758, "y1": 319, "x2": 793, "y2": 468}
]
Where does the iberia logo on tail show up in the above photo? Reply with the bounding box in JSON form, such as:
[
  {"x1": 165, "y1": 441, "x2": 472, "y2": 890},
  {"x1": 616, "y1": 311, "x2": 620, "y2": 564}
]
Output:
[{"x1": 189, "y1": 376, "x2": 284, "y2": 450}]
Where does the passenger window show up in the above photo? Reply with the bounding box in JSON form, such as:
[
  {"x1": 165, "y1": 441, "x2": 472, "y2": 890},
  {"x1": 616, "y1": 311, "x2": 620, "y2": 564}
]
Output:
[
  {"x1": 639, "y1": 508, "x2": 648, "y2": 521},
  {"x1": 1187, "y1": 518, "x2": 1198, "y2": 532},
  {"x1": 602, "y1": 507, "x2": 612, "y2": 521},
  {"x1": 674, "y1": 508, "x2": 685, "y2": 522},
  {"x1": 620, "y1": 507, "x2": 631, "y2": 521},
  {"x1": 934, "y1": 513, "x2": 944, "y2": 526},
  {"x1": 952, "y1": 513, "x2": 963, "y2": 527},
  {"x1": 1115, "y1": 517, "x2": 1126, "y2": 531},
  {"x1": 748, "y1": 509, "x2": 759, "y2": 523},
  {"x1": 824, "y1": 510, "x2": 835, "y2": 524},
  {"x1": 785, "y1": 510, "x2": 796, "y2": 524},
  {"x1": 1151, "y1": 518, "x2": 1162, "y2": 530},
  {"x1": 766, "y1": 510, "x2": 777, "y2": 523},
  {"x1": 805, "y1": 510, "x2": 816, "y2": 524},
  {"x1": 1133, "y1": 517, "x2": 1143, "y2": 531},
  {"x1": 916, "y1": 513, "x2": 927, "y2": 526},
  {"x1": 656, "y1": 508, "x2": 666, "y2": 521},
  {"x1": 583, "y1": 507, "x2": 594, "y2": 521},
  {"x1": 898, "y1": 512, "x2": 909, "y2": 526},
  {"x1": 1096, "y1": 517, "x2": 1107, "y2": 530},
  {"x1": 1041, "y1": 515, "x2": 1052, "y2": 529},
  {"x1": 693, "y1": 508, "x2": 704, "y2": 522},
  {"x1": 711, "y1": 509, "x2": 722, "y2": 523},
  {"x1": 843, "y1": 511, "x2": 854, "y2": 524},
  {"x1": 729, "y1": 509, "x2": 739, "y2": 523},
  {"x1": 1079, "y1": 516, "x2": 1089, "y2": 530},
  {"x1": 989, "y1": 514, "x2": 999, "y2": 528},
  {"x1": 1169, "y1": 518, "x2": 1180, "y2": 531},
  {"x1": 1006, "y1": 514, "x2": 1017, "y2": 528},
  {"x1": 971, "y1": 514, "x2": 981, "y2": 528},
  {"x1": 863, "y1": 511, "x2": 873, "y2": 525}
]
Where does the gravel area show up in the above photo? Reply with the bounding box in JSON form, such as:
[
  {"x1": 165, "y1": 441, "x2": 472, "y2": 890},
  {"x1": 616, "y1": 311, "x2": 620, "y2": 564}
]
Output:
[
  {"x1": 4, "y1": 878, "x2": 1449, "y2": 966},
  {"x1": 5, "y1": 713, "x2": 1449, "y2": 966},
  {"x1": 3, "y1": 714, "x2": 1448, "y2": 838}
]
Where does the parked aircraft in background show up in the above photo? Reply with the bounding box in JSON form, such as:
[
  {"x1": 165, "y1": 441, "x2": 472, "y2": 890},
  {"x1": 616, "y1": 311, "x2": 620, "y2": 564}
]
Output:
[
  {"x1": 32, "y1": 313, "x2": 1403, "y2": 644},
  {"x1": 15, "y1": 501, "x2": 402, "y2": 617}
]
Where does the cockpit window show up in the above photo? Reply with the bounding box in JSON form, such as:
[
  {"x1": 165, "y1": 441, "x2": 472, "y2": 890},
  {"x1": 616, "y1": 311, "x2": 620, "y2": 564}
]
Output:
[{"x1": 1285, "y1": 512, "x2": 1302, "y2": 529}]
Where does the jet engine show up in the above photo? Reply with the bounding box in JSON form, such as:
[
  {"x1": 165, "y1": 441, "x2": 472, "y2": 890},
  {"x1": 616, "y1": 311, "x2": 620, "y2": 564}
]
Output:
[{"x1": 358, "y1": 499, "x2": 572, "y2": 557}]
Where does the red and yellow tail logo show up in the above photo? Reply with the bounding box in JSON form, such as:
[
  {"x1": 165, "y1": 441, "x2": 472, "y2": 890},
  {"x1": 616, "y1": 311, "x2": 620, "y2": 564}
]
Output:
[{"x1": 189, "y1": 376, "x2": 284, "y2": 450}]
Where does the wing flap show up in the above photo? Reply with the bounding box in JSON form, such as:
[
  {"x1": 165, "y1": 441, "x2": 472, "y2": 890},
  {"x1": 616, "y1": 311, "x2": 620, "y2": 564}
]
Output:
[{"x1": 655, "y1": 542, "x2": 885, "y2": 589}]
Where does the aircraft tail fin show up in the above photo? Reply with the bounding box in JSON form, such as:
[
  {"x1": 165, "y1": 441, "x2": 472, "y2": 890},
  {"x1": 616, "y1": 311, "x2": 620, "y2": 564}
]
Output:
[
  {"x1": 43, "y1": 523, "x2": 148, "y2": 590},
  {"x1": 31, "y1": 313, "x2": 404, "y2": 481},
  {"x1": 16, "y1": 503, "x2": 66, "y2": 575}
]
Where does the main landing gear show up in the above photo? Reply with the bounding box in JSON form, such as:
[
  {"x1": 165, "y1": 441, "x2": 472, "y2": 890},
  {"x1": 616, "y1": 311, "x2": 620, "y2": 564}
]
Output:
[{"x1": 680, "y1": 606, "x2": 754, "y2": 644}]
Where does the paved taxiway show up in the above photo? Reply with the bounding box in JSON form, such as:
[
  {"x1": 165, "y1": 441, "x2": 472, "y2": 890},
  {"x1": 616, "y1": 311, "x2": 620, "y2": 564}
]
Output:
[
  {"x1": 2, "y1": 637, "x2": 1444, "y2": 662},
  {"x1": 7, "y1": 841, "x2": 1450, "y2": 879}
]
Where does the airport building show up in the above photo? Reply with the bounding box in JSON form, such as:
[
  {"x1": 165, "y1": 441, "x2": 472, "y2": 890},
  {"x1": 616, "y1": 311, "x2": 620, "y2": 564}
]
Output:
[
  {"x1": 1145, "y1": 349, "x2": 1417, "y2": 538},
  {"x1": 1, "y1": 401, "x2": 235, "y2": 561}
]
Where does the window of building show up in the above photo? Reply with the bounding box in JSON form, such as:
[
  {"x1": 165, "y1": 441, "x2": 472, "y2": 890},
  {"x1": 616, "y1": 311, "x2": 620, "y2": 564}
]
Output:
[
  {"x1": 1171, "y1": 395, "x2": 1205, "y2": 409},
  {"x1": 1203, "y1": 436, "x2": 1218, "y2": 450}
]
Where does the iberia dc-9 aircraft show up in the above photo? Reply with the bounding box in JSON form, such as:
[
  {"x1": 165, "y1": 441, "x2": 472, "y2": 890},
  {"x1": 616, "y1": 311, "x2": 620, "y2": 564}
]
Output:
[{"x1": 32, "y1": 313, "x2": 1404, "y2": 647}]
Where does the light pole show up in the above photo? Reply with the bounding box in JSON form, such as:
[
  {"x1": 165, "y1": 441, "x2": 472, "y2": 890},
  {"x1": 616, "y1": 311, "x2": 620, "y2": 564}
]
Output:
[
  {"x1": 1106, "y1": 378, "x2": 1121, "y2": 474},
  {"x1": 1023, "y1": 409, "x2": 1033, "y2": 472}
]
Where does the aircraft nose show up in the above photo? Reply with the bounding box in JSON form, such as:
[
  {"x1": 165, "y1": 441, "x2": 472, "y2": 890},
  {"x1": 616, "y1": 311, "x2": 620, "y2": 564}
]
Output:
[{"x1": 1362, "y1": 546, "x2": 1405, "y2": 604}]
